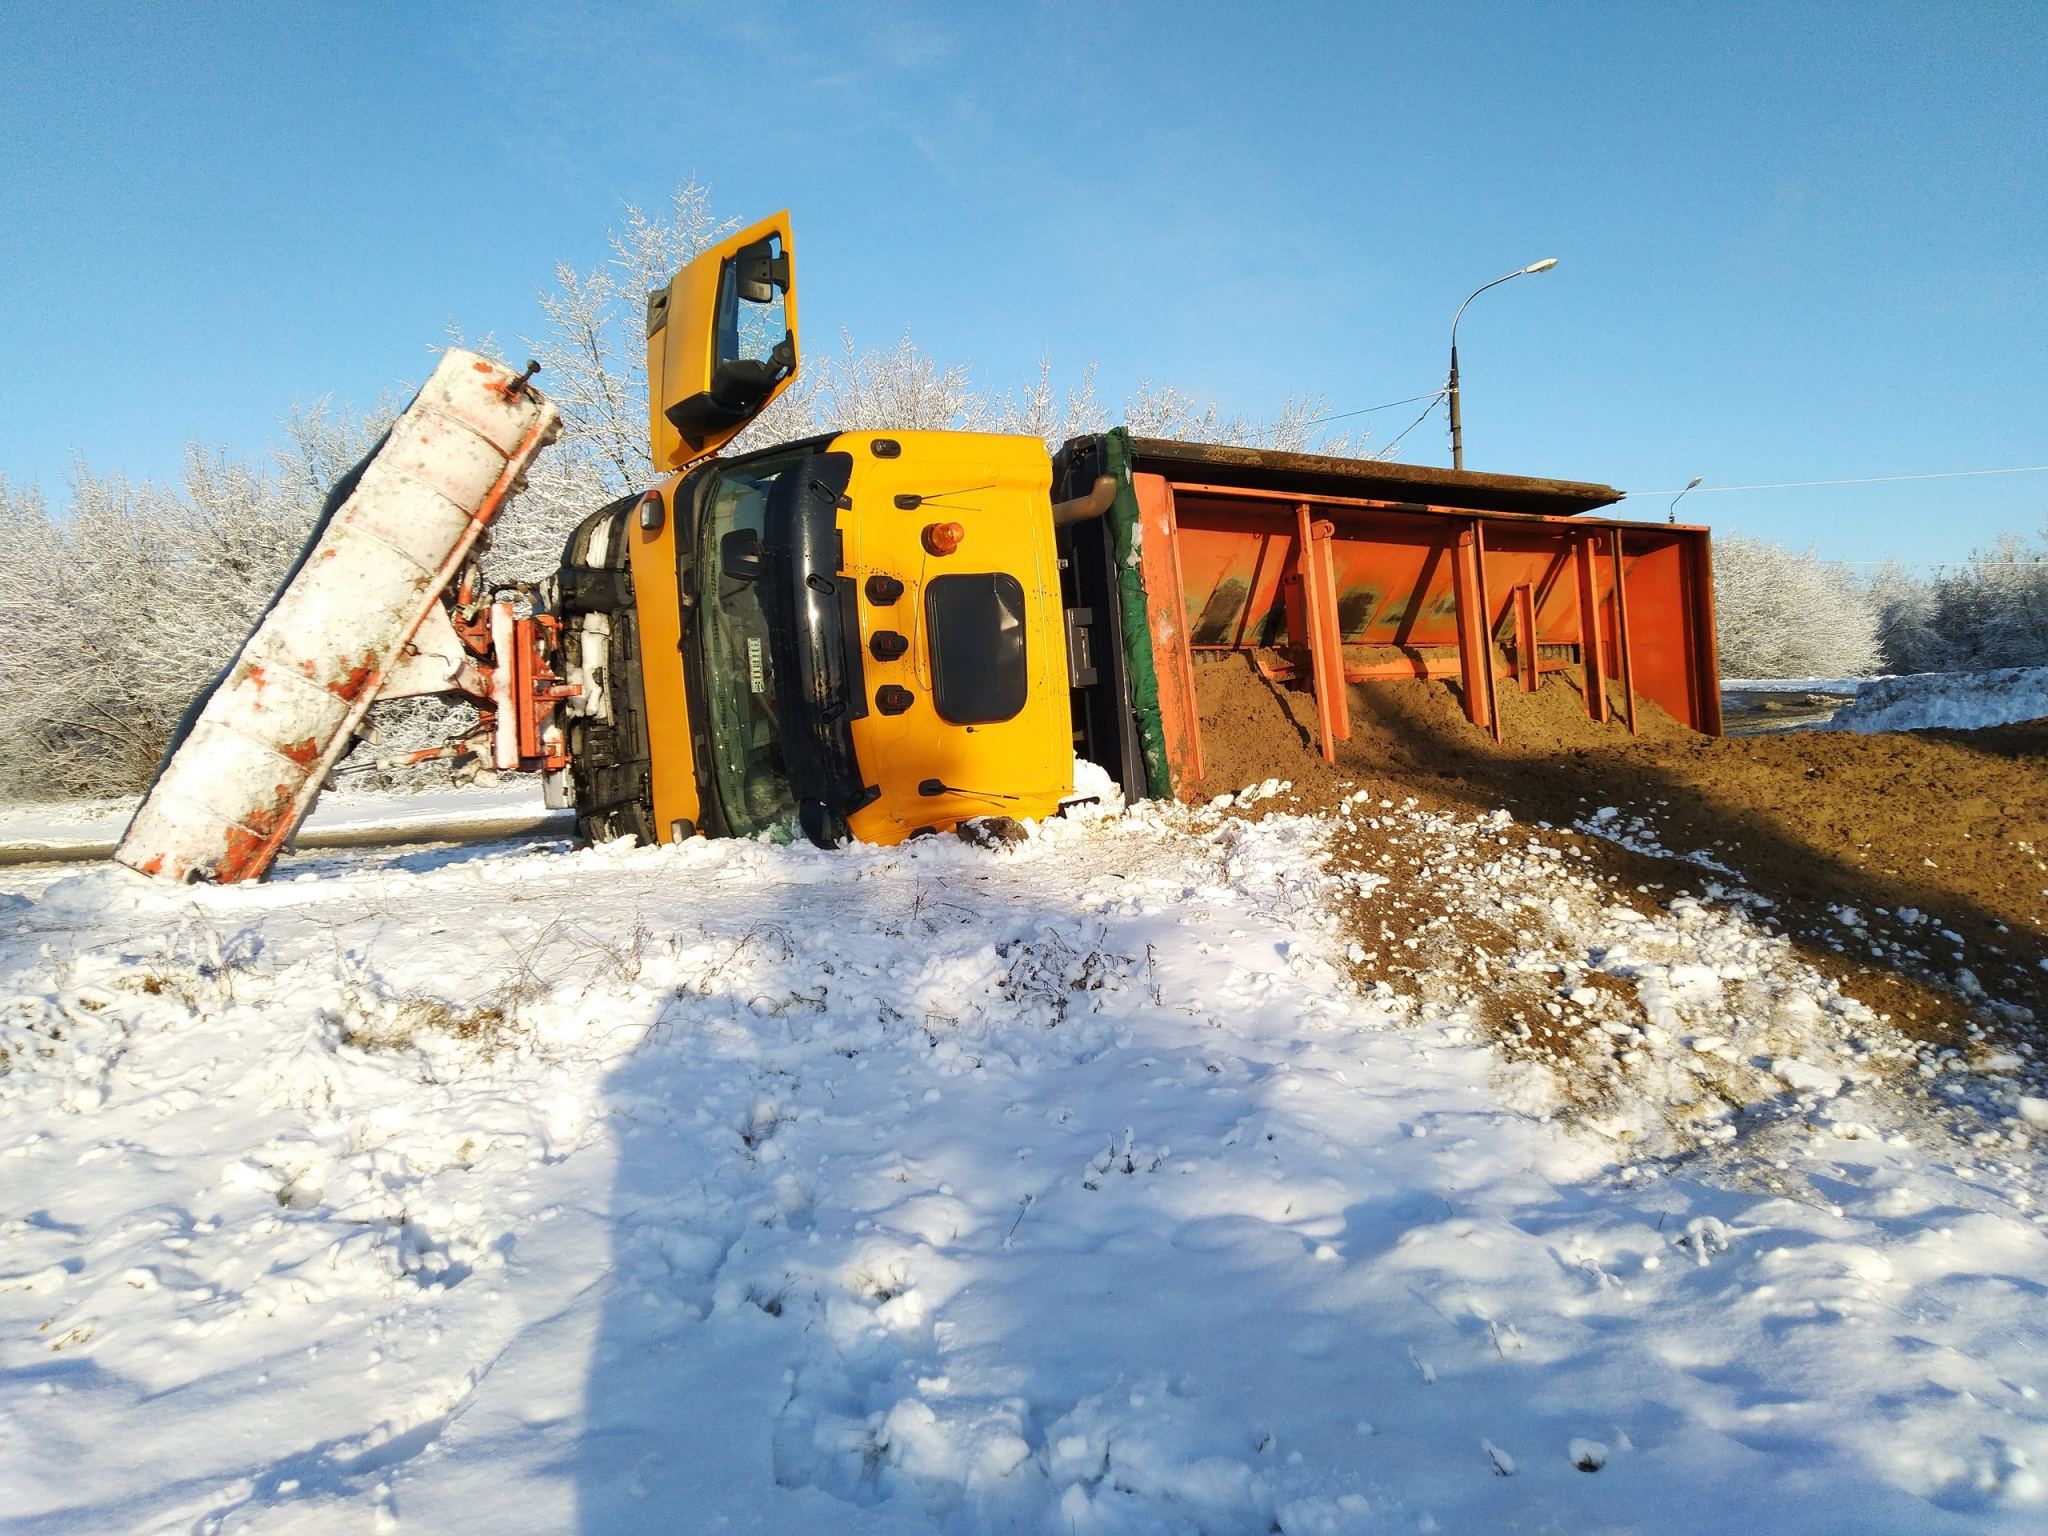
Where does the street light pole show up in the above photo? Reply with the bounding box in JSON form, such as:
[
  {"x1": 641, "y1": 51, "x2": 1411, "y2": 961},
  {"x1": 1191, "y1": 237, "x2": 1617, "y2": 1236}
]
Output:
[
  {"x1": 1669, "y1": 476, "x2": 1703, "y2": 523},
  {"x1": 1448, "y1": 258, "x2": 1557, "y2": 471},
  {"x1": 1447, "y1": 339, "x2": 1464, "y2": 471}
]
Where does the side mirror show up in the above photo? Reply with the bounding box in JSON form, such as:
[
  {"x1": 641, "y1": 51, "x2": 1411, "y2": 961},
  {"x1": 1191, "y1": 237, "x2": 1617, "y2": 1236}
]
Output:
[
  {"x1": 734, "y1": 238, "x2": 791, "y2": 304},
  {"x1": 647, "y1": 211, "x2": 801, "y2": 468},
  {"x1": 720, "y1": 527, "x2": 762, "y2": 582},
  {"x1": 666, "y1": 334, "x2": 796, "y2": 444}
]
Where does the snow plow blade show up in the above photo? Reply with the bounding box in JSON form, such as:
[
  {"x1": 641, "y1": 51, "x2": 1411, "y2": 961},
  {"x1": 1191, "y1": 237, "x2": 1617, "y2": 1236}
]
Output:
[{"x1": 115, "y1": 350, "x2": 561, "y2": 884}]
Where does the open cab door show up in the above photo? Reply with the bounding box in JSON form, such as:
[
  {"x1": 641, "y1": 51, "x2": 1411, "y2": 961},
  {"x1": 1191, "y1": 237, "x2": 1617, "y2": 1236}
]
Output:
[{"x1": 646, "y1": 211, "x2": 800, "y2": 470}]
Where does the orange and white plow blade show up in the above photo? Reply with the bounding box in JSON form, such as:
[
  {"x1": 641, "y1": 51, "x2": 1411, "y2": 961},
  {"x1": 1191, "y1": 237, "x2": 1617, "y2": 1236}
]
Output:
[{"x1": 115, "y1": 350, "x2": 561, "y2": 884}]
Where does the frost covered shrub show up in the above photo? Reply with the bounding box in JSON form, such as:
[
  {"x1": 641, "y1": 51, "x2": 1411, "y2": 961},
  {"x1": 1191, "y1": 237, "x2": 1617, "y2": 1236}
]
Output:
[
  {"x1": 1868, "y1": 527, "x2": 2048, "y2": 673},
  {"x1": 0, "y1": 403, "x2": 500, "y2": 802},
  {"x1": 0, "y1": 404, "x2": 390, "y2": 800},
  {"x1": 1711, "y1": 535, "x2": 1882, "y2": 679}
]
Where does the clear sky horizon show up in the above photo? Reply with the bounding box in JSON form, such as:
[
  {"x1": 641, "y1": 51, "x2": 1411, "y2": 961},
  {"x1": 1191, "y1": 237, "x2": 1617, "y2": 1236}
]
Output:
[{"x1": 4, "y1": 2, "x2": 2043, "y2": 566}]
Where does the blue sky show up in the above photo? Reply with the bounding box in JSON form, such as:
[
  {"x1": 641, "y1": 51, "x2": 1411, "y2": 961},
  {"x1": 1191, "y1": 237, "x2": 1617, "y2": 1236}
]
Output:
[{"x1": 4, "y1": 2, "x2": 2042, "y2": 564}]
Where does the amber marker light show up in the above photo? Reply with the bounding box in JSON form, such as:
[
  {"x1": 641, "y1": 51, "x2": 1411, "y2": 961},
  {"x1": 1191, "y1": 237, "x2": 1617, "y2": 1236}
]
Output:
[{"x1": 922, "y1": 521, "x2": 965, "y2": 556}]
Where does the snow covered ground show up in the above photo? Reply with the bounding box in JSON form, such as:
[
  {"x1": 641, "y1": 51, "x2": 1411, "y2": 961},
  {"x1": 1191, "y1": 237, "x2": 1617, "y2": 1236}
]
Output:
[{"x1": 3, "y1": 790, "x2": 2044, "y2": 1534}]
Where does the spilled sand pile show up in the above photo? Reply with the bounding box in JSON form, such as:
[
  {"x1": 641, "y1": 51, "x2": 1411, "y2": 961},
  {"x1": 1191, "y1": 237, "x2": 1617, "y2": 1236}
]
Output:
[{"x1": 1184, "y1": 653, "x2": 2048, "y2": 1052}]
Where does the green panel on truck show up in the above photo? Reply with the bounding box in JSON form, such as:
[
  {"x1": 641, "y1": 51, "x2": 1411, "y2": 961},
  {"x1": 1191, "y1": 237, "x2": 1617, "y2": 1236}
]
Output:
[{"x1": 1102, "y1": 429, "x2": 1172, "y2": 802}]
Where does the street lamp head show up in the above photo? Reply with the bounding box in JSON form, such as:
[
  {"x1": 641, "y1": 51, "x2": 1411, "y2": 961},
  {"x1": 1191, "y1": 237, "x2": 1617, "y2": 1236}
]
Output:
[{"x1": 1523, "y1": 258, "x2": 1559, "y2": 274}]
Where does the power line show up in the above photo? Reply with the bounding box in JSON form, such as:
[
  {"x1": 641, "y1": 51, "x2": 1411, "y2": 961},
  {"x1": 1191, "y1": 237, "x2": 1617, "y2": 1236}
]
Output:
[
  {"x1": 1303, "y1": 388, "x2": 1447, "y2": 427},
  {"x1": 1626, "y1": 465, "x2": 2048, "y2": 497},
  {"x1": 1375, "y1": 392, "x2": 1449, "y2": 456}
]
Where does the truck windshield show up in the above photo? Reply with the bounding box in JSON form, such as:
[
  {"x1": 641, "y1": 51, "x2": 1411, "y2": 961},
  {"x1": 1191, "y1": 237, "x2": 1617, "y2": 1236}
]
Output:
[{"x1": 700, "y1": 451, "x2": 809, "y2": 837}]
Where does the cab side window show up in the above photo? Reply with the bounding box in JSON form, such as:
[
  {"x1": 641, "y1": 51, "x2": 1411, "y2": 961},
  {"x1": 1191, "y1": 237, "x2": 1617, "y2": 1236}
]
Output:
[{"x1": 926, "y1": 573, "x2": 1028, "y2": 724}]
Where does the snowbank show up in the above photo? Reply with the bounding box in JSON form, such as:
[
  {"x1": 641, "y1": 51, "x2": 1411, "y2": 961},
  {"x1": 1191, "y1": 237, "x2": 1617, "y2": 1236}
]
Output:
[
  {"x1": 2, "y1": 799, "x2": 2043, "y2": 1534},
  {"x1": 1720, "y1": 667, "x2": 2048, "y2": 734},
  {"x1": 1827, "y1": 666, "x2": 2048, "y2": 734}
]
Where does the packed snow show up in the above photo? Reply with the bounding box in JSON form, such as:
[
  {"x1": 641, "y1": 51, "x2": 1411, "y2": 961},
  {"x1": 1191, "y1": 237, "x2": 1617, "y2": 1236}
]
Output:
[
  {"x1": 3, "y1": 784, "x2": 2043, "y2": 1534},
  {"x1": 1827, "y1": 667, "x2": 2048, "y2": 735}
]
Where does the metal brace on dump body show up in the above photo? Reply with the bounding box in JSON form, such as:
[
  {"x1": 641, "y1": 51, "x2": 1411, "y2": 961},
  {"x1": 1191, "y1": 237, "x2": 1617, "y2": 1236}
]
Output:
[
  {"x1": 1575, "y1": 531, "x2": 1610, "y2": 723},
  {"x1": 1451, "y1": 521, "x2": 1495, "y2": 739},
  {"x1": 1611, "y1": 526, "x2": 1639, "y2": 737},
  {"x1": 1280, "y1": 505, "x2": 1349, "y2": 764}
]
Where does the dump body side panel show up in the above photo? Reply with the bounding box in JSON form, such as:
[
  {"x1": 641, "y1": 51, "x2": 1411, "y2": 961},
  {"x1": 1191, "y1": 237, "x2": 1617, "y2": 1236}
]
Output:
[{"x1": 1054, "y1": 435, "x2": 1720, "y2": 800}]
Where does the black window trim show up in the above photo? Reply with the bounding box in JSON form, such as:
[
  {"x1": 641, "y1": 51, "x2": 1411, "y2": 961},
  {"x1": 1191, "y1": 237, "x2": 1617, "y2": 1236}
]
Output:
[{"x1": 759, "y1": 450, "x2": 871, "y2": 844}]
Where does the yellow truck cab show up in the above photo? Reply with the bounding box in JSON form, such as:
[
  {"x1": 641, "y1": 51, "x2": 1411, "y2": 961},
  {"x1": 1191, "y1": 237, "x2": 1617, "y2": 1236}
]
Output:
[{"x1": 556, "y1": 213, "x2": 1088, "y2": 850}]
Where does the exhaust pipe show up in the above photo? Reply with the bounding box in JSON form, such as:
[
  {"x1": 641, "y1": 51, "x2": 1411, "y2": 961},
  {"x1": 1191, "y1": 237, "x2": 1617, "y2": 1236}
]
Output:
[{"x1": 1051, "y1": 474, "x2": 1118, "y2": 527}]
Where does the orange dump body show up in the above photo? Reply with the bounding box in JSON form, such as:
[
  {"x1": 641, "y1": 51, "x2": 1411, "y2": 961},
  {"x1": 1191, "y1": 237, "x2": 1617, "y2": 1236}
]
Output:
[{"x1": 1088, "y1": 440, "x2": 1720, "y2": 795}]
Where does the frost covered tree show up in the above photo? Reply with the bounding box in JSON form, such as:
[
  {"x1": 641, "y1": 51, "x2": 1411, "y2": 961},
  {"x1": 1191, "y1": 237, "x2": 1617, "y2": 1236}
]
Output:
[
  {"x1": 1866, "y1": 525, "x2": 2048, "y2": 673},
  {"x1": 801, "y1": 330, "x2": 983, "y2": 436},
  {"x1": 1122, "y1": 381, "x2": 1375, "y2": 458},
  {"x1": 531, "y1": 182, "x2": 736, "y2": 494},
  {"x1": 1865, "y1": 560, "x2": 1951, "y2": 674},
  {"x1": 497, "y1": 186, "x2": 1109, "y2": 572},
  {"x1": 1711, "y1": 535, "x2": 1882, "y2": 679},
  {"x1": 969, "y1": 356, "x2": 1108, "y2": 448},
  {"x1": 517, "y1": 184, "x2": 1376, "y2": 475},
  {"x1": 0, "y1": 403, "x2": 391, "y2": 800},
  {"x1": 791, "y1": 333, "x2": 1106, "y2": 448},
  {"x1": 428, "y1": 181, "x2": 743, "y2": 582}
]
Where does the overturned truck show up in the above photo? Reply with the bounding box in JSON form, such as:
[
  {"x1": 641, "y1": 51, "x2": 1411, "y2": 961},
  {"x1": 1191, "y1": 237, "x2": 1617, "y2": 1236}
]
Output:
[{"x1": 118, "y1": 214, "x2": 1718, "y2": 883}]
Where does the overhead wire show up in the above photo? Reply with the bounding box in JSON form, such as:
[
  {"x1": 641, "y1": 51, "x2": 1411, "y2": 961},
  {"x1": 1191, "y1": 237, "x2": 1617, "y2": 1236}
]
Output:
[
  {"x1": 1269, "y1": 405, "x2": 2045, "y2": 505},
  {"x1": 1626, "y1": 465, "x2": 2048, "y2": 497},
  {"x1": 1371, "y1": 391, "x2": 1449, "y2": 457},
  {"x1": 1827, "y1": 558, "x2": 2046, "y2": 567},
  {"x1": 1301, "y1": 388, "x2": 1448, "y2": 427}
]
